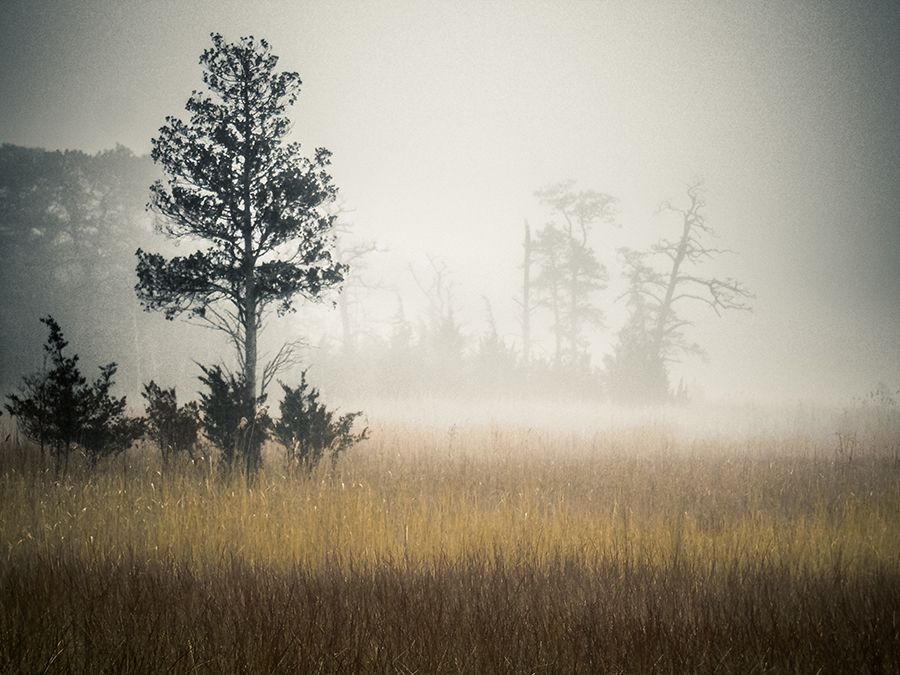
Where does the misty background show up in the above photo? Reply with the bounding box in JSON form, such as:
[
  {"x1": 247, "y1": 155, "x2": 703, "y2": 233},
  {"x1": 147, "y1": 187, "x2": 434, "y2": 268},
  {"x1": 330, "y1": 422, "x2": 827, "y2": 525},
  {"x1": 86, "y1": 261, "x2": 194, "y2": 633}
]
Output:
[{"x1": 1, "y1": 0, "x2": 899, "y2": 407}]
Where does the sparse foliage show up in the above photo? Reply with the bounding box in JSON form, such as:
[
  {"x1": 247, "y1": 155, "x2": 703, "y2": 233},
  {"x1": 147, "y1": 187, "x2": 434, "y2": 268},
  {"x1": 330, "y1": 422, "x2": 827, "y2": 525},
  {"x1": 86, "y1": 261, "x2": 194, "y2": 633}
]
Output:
[
  {"x1": 410, "y1": 256, "x2": 467, "y2": 389},
  {"x1": 518, "y1": 219, "x2": 535, "y2": 367},
  {"x1": 329, "y1": 202, "x2": 383, "y2": 354},
  {"x1": 604, "y1": 249, "x2": 671, "y2": 402},
  {"x1": 532, "y1": 180, "x2": 616, "y2": 369},
  {"x1": 607, "y1": 180, "x2": 753, "y2": 403}
]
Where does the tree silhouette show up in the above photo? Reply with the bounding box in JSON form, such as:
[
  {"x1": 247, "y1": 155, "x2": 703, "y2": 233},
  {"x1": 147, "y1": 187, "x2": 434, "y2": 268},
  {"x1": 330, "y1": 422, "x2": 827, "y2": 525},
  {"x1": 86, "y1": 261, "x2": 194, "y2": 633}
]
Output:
[
  {"x1": 135, "y1": 33, "x2": 344, "y2": 412},
  {"x1": 8, "y1": 317, "x2": 89, "y2": 476},
  {"x1": 604, "y1": 249, "x2": 671, "y2": 402},
  {"x1": 531, "y1": 181, "x2": 616, "y2": 369},
  {"x1": 141, "y1": 381, "x2": 201, "y2": 467},
  {"x1": 4, "y1": 317, "x2": 141, "y2": 476},
  {"x1": 197, "y1": 364, "x2": 270, "y2": 475},
  {"x1": 607, "y1": 180, "x2": 754, "y2": 402},
  {"x1": 273, "y1": 371, "x2": 368, "y2": 470}
]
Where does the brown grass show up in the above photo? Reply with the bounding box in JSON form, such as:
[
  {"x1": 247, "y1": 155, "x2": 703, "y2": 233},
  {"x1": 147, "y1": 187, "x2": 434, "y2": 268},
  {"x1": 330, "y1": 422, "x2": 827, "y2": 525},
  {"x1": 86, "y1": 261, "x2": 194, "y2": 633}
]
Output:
[{"x1": 1, "y1": 406, "x2": 898, "y2": 673}]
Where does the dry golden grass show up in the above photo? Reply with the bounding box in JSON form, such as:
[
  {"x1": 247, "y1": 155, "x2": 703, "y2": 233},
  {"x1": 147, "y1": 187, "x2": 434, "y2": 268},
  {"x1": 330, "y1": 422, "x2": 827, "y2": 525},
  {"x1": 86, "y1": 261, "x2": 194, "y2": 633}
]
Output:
[{"x1": 1, "y1": 402, "x2": 899, "y2": 673}]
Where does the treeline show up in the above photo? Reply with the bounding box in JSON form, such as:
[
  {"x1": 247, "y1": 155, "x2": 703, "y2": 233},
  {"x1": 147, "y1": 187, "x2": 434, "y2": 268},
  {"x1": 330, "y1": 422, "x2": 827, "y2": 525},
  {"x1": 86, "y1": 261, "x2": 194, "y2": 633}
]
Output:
[
  {"x1": 310, "y1": 305, "x2": 604, "y2": 400},
  {"x1": 313, "y1": 181, "x2": 753, "y2": 403},
  {"x1": 0, "y1": 143, "x2": 751, "y2": 405}
]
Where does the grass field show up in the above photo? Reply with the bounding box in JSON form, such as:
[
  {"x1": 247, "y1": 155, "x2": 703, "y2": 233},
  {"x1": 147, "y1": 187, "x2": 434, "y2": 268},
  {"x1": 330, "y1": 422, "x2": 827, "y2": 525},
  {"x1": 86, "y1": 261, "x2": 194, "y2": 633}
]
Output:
[{"x1": 1, "y1": 400, "x2": 898, "y2": 673}]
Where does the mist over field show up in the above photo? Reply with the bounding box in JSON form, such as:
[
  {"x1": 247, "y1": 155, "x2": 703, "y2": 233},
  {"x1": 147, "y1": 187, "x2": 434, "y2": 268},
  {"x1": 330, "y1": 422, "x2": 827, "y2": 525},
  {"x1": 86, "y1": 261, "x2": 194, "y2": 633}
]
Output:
[{"x1": 2, "y1": 0, "x2": 899, "y2": 410}]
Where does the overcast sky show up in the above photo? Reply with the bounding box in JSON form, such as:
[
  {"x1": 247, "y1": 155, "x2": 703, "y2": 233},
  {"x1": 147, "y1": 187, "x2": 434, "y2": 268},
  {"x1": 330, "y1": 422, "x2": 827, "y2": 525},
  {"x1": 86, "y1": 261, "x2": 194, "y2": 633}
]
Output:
[{"x1": 2, "y1": 0, "x2": 899, "y2": 403}]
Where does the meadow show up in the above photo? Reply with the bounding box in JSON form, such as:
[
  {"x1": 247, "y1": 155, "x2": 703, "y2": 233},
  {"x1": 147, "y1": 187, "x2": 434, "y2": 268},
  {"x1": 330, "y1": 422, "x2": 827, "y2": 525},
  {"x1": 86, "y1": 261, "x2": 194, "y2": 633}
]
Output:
[{"x1": 1, "y1": 399, "x2": 898, "y2": 674}]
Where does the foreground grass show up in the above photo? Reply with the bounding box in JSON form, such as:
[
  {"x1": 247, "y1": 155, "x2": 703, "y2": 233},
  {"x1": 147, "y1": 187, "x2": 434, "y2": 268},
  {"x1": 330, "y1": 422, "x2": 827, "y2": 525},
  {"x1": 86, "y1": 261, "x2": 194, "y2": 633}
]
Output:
[{"x1": 1, "y1": 415, "x2": 899, "y2": 673}]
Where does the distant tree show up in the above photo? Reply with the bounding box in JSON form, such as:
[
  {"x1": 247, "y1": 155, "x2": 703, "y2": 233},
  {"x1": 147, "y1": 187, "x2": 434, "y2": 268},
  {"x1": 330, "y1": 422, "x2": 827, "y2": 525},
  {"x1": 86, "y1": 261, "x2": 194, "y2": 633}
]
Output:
[
  {"x1": 606, "y1": 180, "x2": 754, "y2": 402},
  {"x1": 410, "y1": 256, "x2": 466, "y2": 390},
  {"x1": 604, "y1": 250, "x2": 670, "y2": 402},
  {"x1": 4, "y1": 317, "x2": 140, "y2": 476},
  {"x1": 471, "y1": 298, "x2": 519, "y2": 394},
  {"x1": 531, "y1": 223, "x2": 573, "y2": 365},
  {"x1": 135, "y1": 34, "x2": 345, "y2": 472},
  {"x1": 328, "y1": 202, "x2": 383, "y2": 355},
  {"x1": 388, "y1": 297, "x2": 415, "y2": 355},
  {"x1": 141, "y1": 381, "x2": 202, "y2": 466},
  {"x1": 272, "y1": 371, "x2": 368, "y2": 470},
  {"x1": 0, "y1": 145, "x2": 154, "y2": 295},
  {"x1": 532, "y1": 181, "x2": 617, "y2": 369},
  {"x1": 517, "y1": 219, "x2": 535, "y2": 368},
  {"x1": 380, "y1": 296, "x2": 419, "y2": 397}
]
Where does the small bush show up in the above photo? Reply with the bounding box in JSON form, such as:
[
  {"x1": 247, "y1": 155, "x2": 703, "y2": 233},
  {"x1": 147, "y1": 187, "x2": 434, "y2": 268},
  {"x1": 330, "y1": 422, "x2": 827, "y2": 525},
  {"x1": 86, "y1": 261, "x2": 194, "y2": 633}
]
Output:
[
  {"x1": 80, "y1": 363, "x2": 145, "y2": 467},
  {"x1": 197, "y1": 364, "x2": 269, "y2": 474},
  {"x1": 3, "y1": 369, "x2": 53, "y2": 458},
  {"x1": 273, "y1": 370, "x2": 369, "y2": 468},
  {"x1": 141, "y1": 381, "x2": 202, "y2": 466},
  {"x1": 4, "y1": 316, "x2": 141, "y2": 475}
]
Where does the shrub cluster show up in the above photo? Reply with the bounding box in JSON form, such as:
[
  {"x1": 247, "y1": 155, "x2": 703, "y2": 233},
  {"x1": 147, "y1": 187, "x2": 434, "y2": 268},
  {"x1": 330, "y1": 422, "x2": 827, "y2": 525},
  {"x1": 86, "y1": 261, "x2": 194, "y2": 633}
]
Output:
[
  {"x1": 3, "y1": 317, "x2": 143, "y2": 477},
  {"x1": 4, "y1": 317, "x2": 368, "y2": 475},
  {"x1": 273, "y1": 370, "x2": 368, "y2": 468}
]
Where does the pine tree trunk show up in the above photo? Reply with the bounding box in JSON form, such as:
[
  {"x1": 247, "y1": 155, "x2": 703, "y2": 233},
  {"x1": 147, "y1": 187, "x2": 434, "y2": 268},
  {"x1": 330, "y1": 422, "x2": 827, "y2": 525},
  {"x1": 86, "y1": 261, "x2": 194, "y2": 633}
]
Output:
[
  {"x1": 241, "y1": 125, "x2": 261, "y2": 472},
  {"x1": 243, "y1": 245, "x2": 261, "y2": 474}
]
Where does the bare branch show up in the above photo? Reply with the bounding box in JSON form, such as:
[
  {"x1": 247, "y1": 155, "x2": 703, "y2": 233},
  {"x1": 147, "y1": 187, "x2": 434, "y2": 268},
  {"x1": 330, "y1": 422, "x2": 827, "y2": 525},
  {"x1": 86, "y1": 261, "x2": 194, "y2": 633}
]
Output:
[
  {"x1": 260, "y1": 338, "x2": 305, "y2": 396},
  {"x1": 615, "y1": 178, "x2": 753, "y2": 369}
]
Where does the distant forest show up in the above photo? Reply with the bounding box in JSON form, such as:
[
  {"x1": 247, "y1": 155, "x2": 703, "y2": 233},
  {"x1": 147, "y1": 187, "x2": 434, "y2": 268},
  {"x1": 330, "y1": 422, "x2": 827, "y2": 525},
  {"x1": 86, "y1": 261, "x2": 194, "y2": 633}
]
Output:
[
  {"x1": 0, "y1": 143, "x2": 750, "y2": 405},
  {"x1": 0, "y1": 145, "x2": 169, "y2": 399}
]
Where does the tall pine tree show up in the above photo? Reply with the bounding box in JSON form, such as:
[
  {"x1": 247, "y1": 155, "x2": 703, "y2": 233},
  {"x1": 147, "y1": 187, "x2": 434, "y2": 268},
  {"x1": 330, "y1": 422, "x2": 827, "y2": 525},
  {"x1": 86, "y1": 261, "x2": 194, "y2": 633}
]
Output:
[{"x1": 135, "y1": 35, "x2": 344, "y2": 468}]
